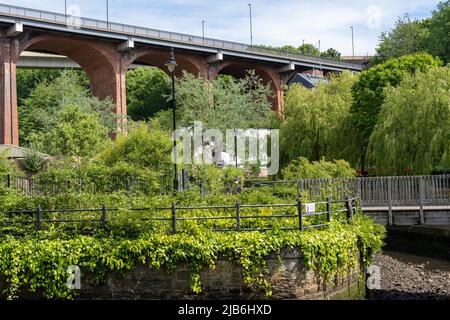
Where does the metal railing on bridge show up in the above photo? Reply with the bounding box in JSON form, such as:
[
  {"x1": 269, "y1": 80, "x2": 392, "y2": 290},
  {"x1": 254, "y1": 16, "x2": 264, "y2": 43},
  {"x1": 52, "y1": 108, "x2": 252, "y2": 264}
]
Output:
[
  {"x1": 247, "y1": 175, "x2": 450, "y2": 207},
  {"x1": 0, "y1": 3, "x2": 363, "y2": 71}
]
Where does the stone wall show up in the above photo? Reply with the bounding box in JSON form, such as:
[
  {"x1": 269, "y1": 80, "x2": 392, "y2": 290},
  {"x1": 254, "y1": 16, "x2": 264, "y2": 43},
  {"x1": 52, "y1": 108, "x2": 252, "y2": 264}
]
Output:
[{"x1": 76, "y1": 248, "x2": 363, "y2": 300}]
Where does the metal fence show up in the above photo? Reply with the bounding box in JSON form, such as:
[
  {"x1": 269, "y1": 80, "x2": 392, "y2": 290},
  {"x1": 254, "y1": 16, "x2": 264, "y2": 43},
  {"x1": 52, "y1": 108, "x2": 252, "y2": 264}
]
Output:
[
  {"x1": 4, "y1": 174, "x2": 450, "y2": 207},
  {"x1": 0, "y1": 3, "x2": 362, "y2": 70},
  {"x1": 1, "y1": 171, "x2": 242, "y2": 197},
  {"x1": 0, "y1": 196, "x2": 357, "y2": 234},
  {"x1": 247, "y1": 175, "x2": 450, "y2": 207}
]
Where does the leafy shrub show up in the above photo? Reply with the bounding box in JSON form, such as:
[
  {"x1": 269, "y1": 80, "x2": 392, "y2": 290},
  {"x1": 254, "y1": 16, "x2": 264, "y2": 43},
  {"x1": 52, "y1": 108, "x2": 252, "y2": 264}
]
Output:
[
  {"x1": 23, "y1": 149, "x2": 45, "y2": 173},
  {"x1": 99, "y1": 123, "x2": 172, "y2": 171},
  {"x1": 282, "y1": 157, "x2": 357, "y2": 180},
  {"x1": 0, "y1": 216, "x2": 385, "y2": 300}
]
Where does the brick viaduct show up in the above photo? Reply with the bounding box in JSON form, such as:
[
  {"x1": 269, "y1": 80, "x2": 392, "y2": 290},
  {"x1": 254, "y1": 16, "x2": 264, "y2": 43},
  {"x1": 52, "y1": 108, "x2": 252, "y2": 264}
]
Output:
[{"x1": 0, "y1": 24, "x2": 355, "y2": 146}]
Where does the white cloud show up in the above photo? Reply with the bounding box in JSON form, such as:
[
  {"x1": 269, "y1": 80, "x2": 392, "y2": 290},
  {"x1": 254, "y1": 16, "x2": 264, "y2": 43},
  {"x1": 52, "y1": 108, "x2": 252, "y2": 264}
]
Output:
[{"x1": 5, "y1": 0, "x2": 442, "y2": 55}]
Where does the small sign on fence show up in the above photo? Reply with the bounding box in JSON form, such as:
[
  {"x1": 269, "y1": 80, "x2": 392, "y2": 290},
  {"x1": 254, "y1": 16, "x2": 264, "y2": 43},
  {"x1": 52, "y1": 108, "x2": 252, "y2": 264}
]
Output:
[{"x1": 306, "y1": 203, "x2": 316, "y2": 215}]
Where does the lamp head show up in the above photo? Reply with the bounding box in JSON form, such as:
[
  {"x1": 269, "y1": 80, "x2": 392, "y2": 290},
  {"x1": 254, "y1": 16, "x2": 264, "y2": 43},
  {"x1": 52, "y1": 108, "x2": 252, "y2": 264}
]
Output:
[{"x1": 165, "y1": 47, "x2": 177, "y2": 73}]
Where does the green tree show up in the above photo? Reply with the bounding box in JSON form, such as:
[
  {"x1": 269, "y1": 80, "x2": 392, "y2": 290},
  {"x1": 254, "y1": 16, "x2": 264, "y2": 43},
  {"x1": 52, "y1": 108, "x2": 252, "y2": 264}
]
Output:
[
  {"x1": 368, "y1": 67, "x2": 450, "y2": 175},
  {"x1": 280, "y1": 71, "x2": 357, "y2": 165},
  {"x1": 373, "y1": 15, "x2": 430, "y2": 64},
  {"x1": 282, "y1": 157, "x2": 356, "y2": 180},
  {"x1": 320, "y1": 48, "x2": 342, "y2": 59},
  {"x1": 349, "y1": 53, "x2": 442, "y2": 171},
  {"x1": 99, "y1": 123, "x2": 173, "y2": 171},
  {"x1": 298, "y1": 44, "x2": 320, "y2": 56},
  {"x1": 256, "y1": 43, "x2": 321, "y2": 57},
  {"x1": 155, "y1": 70, "x2": 274, "y2": 132},
  {"x1": 19, "y1": 70, "x2": 117, "y2": 146},
  {"x1": 29, "y1": 105, "x2": 109, "y2": 158},
  {"x1": 428, "y1": 1, "x2": 450, "y2": 63},
  {"x1": 17, "y1": 69, "x2": 63, "y2": 104},
  {"x1": 126, "y1": 67, "x2": 171, "y2": 121}
]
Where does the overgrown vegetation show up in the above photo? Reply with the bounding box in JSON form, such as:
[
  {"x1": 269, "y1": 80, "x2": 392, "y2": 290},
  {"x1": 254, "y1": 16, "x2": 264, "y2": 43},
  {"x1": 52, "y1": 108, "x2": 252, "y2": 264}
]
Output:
[
  {"x1": 368, "y1": 66, "x2": 450, "y2": 175},
  {"x1": 0, "y1": 215, "x2": 384, "y2": 300},
  {"x1": 373, "y1": 1, "x2": 449, "y2": 64},
  {"x1": 280, "y1": 71, "x2": 357, "y2": 165}
]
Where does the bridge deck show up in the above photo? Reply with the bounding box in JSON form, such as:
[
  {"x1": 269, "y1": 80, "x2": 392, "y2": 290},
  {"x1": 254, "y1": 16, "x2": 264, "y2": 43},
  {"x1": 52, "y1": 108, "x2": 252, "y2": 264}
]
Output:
[{"x1": 0, "y1": 3, "x2": 363, "y2": 72}]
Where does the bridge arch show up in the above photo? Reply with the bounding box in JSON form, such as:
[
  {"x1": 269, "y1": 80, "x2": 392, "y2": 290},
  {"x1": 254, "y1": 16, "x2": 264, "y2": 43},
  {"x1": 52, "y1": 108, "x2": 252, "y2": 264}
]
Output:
[
  {"x1": 16, "y1": 33, "x2": 121, "y2": 103},
  {"x1": 123, "y1": 47, "x2": 207, "y2": 78},
  {"x1": 0, "y1": 32, "x2": 126, "y2": 145}
]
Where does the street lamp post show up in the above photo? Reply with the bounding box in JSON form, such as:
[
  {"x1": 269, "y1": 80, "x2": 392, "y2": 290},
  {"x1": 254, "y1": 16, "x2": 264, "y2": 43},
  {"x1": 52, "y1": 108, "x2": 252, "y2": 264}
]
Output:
[
  {"x1": 351, "y1": 26, "x2": 355, "y2": 60},
  {"x1": 248, "y1": 3, "x2": 253, "y2": 48},
  {"x1": 202, "y1": 20, "x2": 205, "y2": 44},
  {"x1": 166, "y1": 47, "x2": 179, "y2": 192},
  {"x1": 106, "y1": 0, "x2": 109, "y2": 29}
]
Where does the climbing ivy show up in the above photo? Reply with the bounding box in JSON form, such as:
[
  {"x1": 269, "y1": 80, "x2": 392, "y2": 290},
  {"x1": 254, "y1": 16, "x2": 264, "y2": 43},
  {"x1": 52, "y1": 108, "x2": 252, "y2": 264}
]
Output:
[{"x1": 0, "y1": 215, "x2": 384, "y2": 300}]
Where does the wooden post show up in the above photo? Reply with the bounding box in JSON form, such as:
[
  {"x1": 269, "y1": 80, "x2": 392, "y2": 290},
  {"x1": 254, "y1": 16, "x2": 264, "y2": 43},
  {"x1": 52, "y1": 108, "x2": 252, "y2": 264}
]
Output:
[
  {"x1": 419, "y1": 176, "x2": 425, "y2": 225},
  {"x1": 171, "y1": 203, "x2": 177, "y2": 234},
  {"x1": 297, "y1": 195, "x2": 303, "y2": 231},
  {"x1": 387, "y1": 177, "x2": 393, "y2": 226},
  {"x1": 236, "y1": 200, "x2": 241, "y2": 232},
  {"x1": 326, "y1": 197, "x2": 331, "y2": 222},
  {"x1": 357, "y1": 178, "x2": 362, "y2": 205}
]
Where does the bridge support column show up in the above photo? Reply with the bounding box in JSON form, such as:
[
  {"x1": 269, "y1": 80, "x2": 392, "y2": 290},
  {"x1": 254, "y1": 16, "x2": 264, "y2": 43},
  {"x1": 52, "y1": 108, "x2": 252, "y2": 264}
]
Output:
[
  {"x1": 89, "y1": 69, "x2": 127, "y2": 132},
  {"x1": 0, "y1": 37, "x2": 18, "y2": 146}
]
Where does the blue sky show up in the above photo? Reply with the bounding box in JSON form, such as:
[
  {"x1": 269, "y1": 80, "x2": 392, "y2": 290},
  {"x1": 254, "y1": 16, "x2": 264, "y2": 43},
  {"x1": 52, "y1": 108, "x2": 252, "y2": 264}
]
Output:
[{"x1": 6, "y1": 0, "x2": 442, "y2": 55}]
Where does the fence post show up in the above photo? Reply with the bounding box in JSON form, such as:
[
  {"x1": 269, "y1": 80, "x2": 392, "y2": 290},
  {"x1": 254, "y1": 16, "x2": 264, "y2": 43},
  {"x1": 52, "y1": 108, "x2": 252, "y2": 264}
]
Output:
[
  {"x1": 356, "y1": 178, "x2": 362, "y2": 204},
  {"x1": 36, "y1": 206, "x2": 42, "y2": 231},
  {"x1": 102, "y1": 204, "x2": 107, "y2": 230},
  {"x1": 297, "y1": 195, "x2": 303, "y2": 231},
  {"x1": 171, "y1": 203, "x2": 177, "y2": 234},
  {"x1": 345, "y1": 197, "x2": 353, "y2": 223},
  {"x1": 419, "y1": 176, "x2": 425, "y2": 225},
  {"x1": 236, "y1": 200, "x2": 241, "y2": 232},
  {"x1": 326, "y1": 197, "x2": 332, "y2": 222},
  {"x1": 387, "y1": 177, "x2": 393, "y2": 226},
  {"x1": 6, "y1": 174, "x2": 10, "y2": 188}
]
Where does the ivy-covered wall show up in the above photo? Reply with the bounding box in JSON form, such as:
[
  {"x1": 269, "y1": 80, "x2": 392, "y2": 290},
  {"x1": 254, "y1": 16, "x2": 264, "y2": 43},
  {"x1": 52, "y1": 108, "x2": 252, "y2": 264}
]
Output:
[
  {"x1": 0, "y1": 216, "x2": 385, "y2": 300},
  {"x1": 65, "y1": 248, "x2": 363, "y2": 300}
]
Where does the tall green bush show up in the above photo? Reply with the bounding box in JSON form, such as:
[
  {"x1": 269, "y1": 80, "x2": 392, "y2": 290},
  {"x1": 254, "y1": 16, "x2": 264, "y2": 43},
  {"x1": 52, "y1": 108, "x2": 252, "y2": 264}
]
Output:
[{"x1": 368, "y1": 67, "x2": 450, "y2": 175}]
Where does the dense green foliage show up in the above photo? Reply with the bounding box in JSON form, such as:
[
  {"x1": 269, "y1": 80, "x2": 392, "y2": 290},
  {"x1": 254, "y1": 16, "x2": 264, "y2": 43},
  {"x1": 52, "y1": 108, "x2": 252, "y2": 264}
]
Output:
[
  {"x1": 99, "y1": 123, "x2": 173, "y2": 171},
  {"x1": 19, "y1": 71, "x2": 117, "y2": 149},
  {"x1": 17, "y1": 69, "x2": 64, "y2": 104},
  {"x1": 321, "y1": 48, "x2": 342, "y2": 59},
  {"x1": 155, "y1": 71, "x2": 274, "y2": 132},
  {"x1": 374, "y1": 16, "x2": 431, "y2": 64},
  {"x1": 368, "y1": 67, "x2": 450, "y2": 175},
  {"x1": 427, "y1": 1, "x2": 450, "y2": 64},
  {"x1": 374, "y1": 1, "x2": 449, "y2": 64},
  {"x1": 23, "y1": 149, "x2": 45, "y2": 173},
  {"x1": 29, "y1": 105, "x2": 110, "y2": 158},
  {"x1": 282, "y1": 157, "x2": 357, "y2": 180},
  {"x1": 348, "y1": 53, "x2": 442, "y2": 170},
  {"x1": 0, "y1": 215, "x2": 384, "y2": 300},
  {"x1": 126, "y1": 68, "x2": 171, "y2": 121},
  {"x1": 280, "y1": 71, "x2": 357, "y2": 164},
  {"x1": 257, "y1": 44, "x2": 342, "y2": 59}
]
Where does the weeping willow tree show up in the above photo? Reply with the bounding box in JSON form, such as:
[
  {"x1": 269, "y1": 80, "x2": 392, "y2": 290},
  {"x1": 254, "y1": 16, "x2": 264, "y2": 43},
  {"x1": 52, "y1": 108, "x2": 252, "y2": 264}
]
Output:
[
  {"x1": 280, "y1": 71, "x2": 357, "y2": 166},
  {"x1": 368, "y1": 66, "x2": 450, "y2": 175}
]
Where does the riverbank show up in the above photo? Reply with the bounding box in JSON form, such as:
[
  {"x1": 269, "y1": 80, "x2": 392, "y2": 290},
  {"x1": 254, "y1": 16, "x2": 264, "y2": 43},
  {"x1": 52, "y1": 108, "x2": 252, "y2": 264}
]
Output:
[{"x1": 368, "y1": 251, "x2": 450, "y2": 300}]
